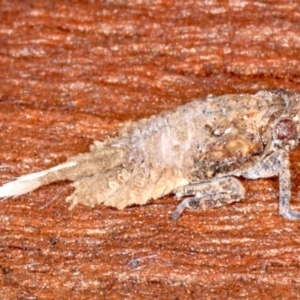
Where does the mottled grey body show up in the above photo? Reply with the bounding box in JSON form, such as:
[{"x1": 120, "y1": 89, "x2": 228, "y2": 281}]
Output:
[{"x1": 1, "y1": 90, "x2": 300, "y2": 220}]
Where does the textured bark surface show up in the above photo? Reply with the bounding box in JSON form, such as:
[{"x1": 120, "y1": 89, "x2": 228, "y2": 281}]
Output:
[{"x1": 1, "y1": 1, "x2": 300, "y2": 299}]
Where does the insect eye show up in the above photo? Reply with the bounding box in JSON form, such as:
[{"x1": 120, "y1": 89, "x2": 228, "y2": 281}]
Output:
[{"x1": 274, "y1": 119, "x2": 298, "y2": 140}]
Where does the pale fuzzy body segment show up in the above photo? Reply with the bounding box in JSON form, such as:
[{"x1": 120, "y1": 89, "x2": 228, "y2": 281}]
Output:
[{"x1": 1, "y1": 89, "x2": 300, "y2": 220}]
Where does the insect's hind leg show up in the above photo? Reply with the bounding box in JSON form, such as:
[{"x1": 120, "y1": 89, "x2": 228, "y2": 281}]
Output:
[{"x1": 172, "y1": 177, "x2": 245, "y2": 221}]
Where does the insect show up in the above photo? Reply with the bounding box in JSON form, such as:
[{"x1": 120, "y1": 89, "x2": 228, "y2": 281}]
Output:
[{"x1": 0, "y1": 89, "x2": 300, "y2": 220}]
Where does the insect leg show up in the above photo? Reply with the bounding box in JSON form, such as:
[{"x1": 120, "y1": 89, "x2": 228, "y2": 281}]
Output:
[
  {"x1": 243, "y1": 150, "x2": 300, "y2": 220},
  {"x1": 278, "y1": 153, "x2": 300, "y2": 220},
  {"x1": 172, "y1": 177, "x2": 245, "y2": 221}
]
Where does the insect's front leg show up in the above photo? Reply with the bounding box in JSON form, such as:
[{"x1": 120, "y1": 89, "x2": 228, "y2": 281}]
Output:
[
  {"x1": 172, "y1": 177, "x2": 245, "y2": 221},
  {"x1": 243, "y1": 150, "x2": 300, "y2": 220}
]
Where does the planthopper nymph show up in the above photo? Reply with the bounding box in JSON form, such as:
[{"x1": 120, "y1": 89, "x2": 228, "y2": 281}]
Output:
[{"x1": 0, "y1": 89, "x2": 300, "y2": 220}]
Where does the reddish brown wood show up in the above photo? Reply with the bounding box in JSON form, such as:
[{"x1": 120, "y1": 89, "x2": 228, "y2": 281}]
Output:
[{"x1": 1, "y1": 1, "x2": 300, "y2": 299}]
